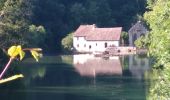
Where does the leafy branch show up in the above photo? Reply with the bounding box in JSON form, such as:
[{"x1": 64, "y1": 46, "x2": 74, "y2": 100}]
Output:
[{"x1": 0, "y1": 45, "x2": 42, "y2": 80}]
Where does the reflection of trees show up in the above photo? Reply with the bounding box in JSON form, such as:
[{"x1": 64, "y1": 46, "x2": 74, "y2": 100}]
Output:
[
  {"x1": 128, "y1": 55, "x2": 150, "y2": 79},
  {"x1": 18, "y1": 65, "x2": 46, "y2": 86},
  {"x1": 147, "y1": 68, "x2": 170, "y2": 100}
]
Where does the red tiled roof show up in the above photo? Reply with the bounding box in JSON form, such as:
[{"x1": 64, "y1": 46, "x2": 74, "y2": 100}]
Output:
[
  {"x1": 74, "y1": 25, "x2": 95, "y2": 37},
  {"x1": 74, "y1": 24, "x2": 122, "y2": 41}
]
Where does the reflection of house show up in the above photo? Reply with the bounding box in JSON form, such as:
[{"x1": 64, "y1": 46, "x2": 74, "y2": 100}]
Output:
[
  {"x1": 73, "y1": 54, "x2": 122, "y2": 77},
  {"x1": 73, "y1": 24, "x2": 122, "y2": 52},
  {"x1": 128, "y1": 21, "x2": 148, "y2": 46}
]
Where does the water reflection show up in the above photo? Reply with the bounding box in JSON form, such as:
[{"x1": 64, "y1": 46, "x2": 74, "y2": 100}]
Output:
[
  {"x1": 128, "y1": 55, "x2": 150, "y2": 79},
  {"x1": 18, "y1": 65, "x2": 46, "y2": 86},
  {"x1": 73, "y1": 54, "x2": 150, "y2": 79},
  {"x1": 0, "y1": 54, "x2": 151, "y2": 100},
  {"x1": 73, "y1": 54, "x2": 122, "y2": 77}
]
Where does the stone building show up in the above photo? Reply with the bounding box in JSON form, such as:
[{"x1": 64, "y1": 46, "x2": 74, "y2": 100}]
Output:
[
  {"x1": 128, "y1": 21, "x2": 148, "y2": 46},
  {"x1": 73, "y1": 24, "x2": 122, "y2": 53}
]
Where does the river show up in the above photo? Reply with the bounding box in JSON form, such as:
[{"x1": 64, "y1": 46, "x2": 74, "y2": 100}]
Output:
[{"x1": 0, "y1": 54, "x2": 151, "y2": 100}]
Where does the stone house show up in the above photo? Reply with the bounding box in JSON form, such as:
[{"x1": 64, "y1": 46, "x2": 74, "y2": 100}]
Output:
[{"x1": 73, "y1": 24, "x2": 122, "y2": 53}]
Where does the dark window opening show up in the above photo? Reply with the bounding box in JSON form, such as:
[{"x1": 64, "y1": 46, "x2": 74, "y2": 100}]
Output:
[
  {"x1": 84, "y1": 44, "x2": 86, "y2": 47},
  {"x1": 77, "y1": 44, "x2": 79, "y2": 48},
  {"x1": 133, "y1": 34, "x2": 137, "y2": 45},
  {"x1": 140, "y1": 34, "x2": 145, "y2": 37},
  {"x1": 105, "y1": 43, "x2": 108, "y2": 48},
  {"x1": 128, "y1": 49, "x2": 131, "y2": 52},
  {"x1": 89, "y1": 45, "x2": 91, "y2": 49},
  {"x1": 96, "y1": 43, "x2": 97, "y2": 46}
]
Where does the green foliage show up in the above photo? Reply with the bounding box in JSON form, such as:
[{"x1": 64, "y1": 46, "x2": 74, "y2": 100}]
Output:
[
  {"x1": 121, "y1": 31, "x2": 129, "y2": 45},
  {"x1": 144, "y1": 0, "x2": 170, "y2": 99},
  {"x1": 27, "y1": 25, "x2": 46, "y2": 46},
  {"x1": 0, "y1": 0, "x2": 6, "y2": 10},
  {"x1": 134, "y1": 35, "x2": 147, "y2": 48},
  {"x1": 147, "y1": 65, "x2": 170, "y2": 100},
  {"x1": 144, "y1": 0, "x2": 170, "y2": 67},
  {"x1": 61, "y1": 33, "x2": 73, "y2": 52},
  {"x1": 121, "y1": 31, "x2": 128, "y2": 40},
  {"x1": 0, "y1": 0, "x2": 147, "y2": 52},
  {"x1": 0, "y1": 0, "x2": 46, "y2": 49},
  {"x1": 33, "y1": 0, "x2": 146, "y2": 52}
]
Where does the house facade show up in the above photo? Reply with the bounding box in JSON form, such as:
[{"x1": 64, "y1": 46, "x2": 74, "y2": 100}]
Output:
[
  {"x1": 128, "y1": 21, "x2": 148, "y2": 46},
  {"x1": 73, "y1": 24, "x2": 122, "y2": 52}
]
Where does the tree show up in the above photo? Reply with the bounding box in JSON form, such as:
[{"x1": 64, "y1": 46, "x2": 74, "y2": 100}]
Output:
[
  {"x1": 61, "y1": 33, "x2": 73, "y2": 52},
  {"x1": 0, "y1": 0, "x2": 6, "y2": 10},
  {"x1": 0, "y1": 0, "x2": 46, "y2": 49},
  {"x1": 144, "y1": 0, "x2": 170, "y2": 67},
  {"x1": 121, "y1": 31, "x2": 128, "y2": 45},
  {"x1": 144, "y1": 0, "x2": 170, "y2": 99},
  {"x1": 134, "y1": 36, "x2": 145, "y2": 48},
  {"x1": 33, "y1": 0, "x2": 147, "y2": 52}
]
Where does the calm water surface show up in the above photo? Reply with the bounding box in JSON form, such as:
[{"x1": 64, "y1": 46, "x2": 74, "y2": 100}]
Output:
[{"x1": 0, "y1": 54, "x2": 151, "y2": 100}]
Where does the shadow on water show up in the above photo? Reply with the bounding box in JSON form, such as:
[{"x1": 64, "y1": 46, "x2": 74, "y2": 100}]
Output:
[{"x1": 0, "y1": 54, "x2": 151, "y2": 100}]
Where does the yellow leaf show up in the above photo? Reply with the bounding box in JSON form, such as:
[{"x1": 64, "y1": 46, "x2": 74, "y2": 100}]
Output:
[
  {"x1": 8, "y1": 46, "x2": 19, "y2": 57},
  {"x1": 19, "y1": 50, "x2": 25, "y2": 60},
  {"x1": 0, "y1": 74, "x2": 24, "y2": 84},
  {"x1": 30, "y1": 50, "x2": 39, "y2": 62},
  {"x1": 7, "y1": 45, "x2": 25, "y2": 60}
]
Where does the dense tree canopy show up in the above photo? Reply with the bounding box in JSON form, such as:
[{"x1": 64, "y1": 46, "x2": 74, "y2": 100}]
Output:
[
  {"x1": 0, "y1": 0, "x2": 46, "y2": 49},
  {"x1": 143, "y1": 0, "x2": 170, "y2": 99},
  {"x1": 33, "y1": 0, "x2": 146, "y2": 52},
  {"x1": 61, "y1": 32, "x2": 73, "y2": 52},
  {"x1": 0, "y1": 0, "x2": 147, "y2": 53},
  {"x1": 144, "y1": 0, "x2": 170, "y2": 67}
]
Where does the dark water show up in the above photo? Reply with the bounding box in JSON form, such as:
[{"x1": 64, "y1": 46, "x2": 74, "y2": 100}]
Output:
[{"x1": 0, "y1": 54, "x2": 151, "y2": 100}]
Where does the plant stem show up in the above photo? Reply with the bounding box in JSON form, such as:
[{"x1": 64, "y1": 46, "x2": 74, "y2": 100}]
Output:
[
  {"x1": 0, "y1": 58, "x2": 14, "y2": 79},
  {"x1": 0, "y1": 74, "x2": 24, "y2": 84}
]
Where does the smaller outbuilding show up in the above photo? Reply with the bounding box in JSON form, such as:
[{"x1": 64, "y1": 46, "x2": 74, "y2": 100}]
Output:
[{"x1": 128, "y1": 21, "x2": 148, "y2": 46}]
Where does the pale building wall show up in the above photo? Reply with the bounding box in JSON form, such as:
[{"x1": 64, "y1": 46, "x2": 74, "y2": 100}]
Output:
[
  {"x1": 86, "y1": 41, "x2": 119, "y2": 52},
  {"x1": 73, "y1": 54, "x2": 95, "y2": 64},
  {"x1": 73, "y1": 37, "x2": 87, "y2": 52},
  {"x1": 73, "y1": 36, "x2": 119, "y2": 52}
]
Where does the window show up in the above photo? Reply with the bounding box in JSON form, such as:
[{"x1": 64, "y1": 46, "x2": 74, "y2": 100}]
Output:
[
  {"x1": 77, "y1": 44, "x2": 79, "y2": 48},
  {"x1": 140, "y1": 33, "x2": 145, "y2": 37},
  {"x1": 133, "y1": 34, "x2": 137, "y2": 45},
  {"x1": 84, "y1": 44, "x2": 86, "y2": 47},
  {"x1": 96, "y1": 43, "x2": 97, "y2": 46},
  {"x1": 89, "y1": 45, "x2": 91, "y2": 49},
  {"x1": 105, "y1": 43, "x2": 108, "y2": 48},
  {"x1": 77, "y1": 37, "x2": 79, "y2": 40}
]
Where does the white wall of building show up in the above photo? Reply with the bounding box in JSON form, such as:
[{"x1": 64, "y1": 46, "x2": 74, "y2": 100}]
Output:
[{"x1": 73, "y1": 36, "x2": 119, "y2": 52}]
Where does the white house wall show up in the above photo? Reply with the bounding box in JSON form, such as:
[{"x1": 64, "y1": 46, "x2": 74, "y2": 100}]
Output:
[
  {"x1": 73, "y1": 37, "x2": 119, "y2": 52},
  {"x1": 73, "y1": 37, "x2": 87, "y2": 52}
]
